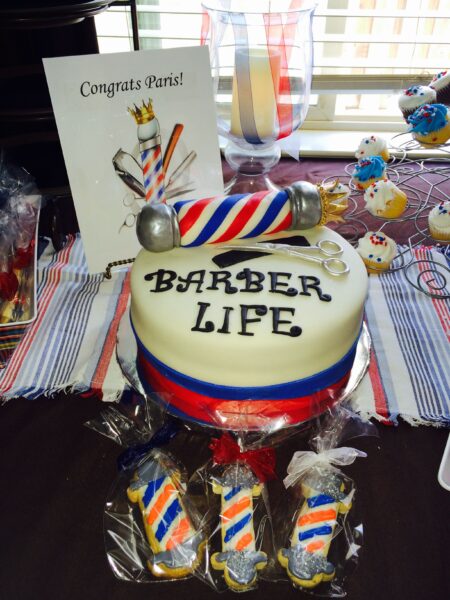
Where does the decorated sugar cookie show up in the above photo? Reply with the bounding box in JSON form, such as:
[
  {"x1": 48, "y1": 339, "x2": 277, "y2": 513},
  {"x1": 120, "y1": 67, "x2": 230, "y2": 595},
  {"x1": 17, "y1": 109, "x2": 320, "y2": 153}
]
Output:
[
  {"x1": 208, "y1": 433, "x2": 275, "y2": 591},
  {"x1": 278, "y1": 467, "x2": 353, "y2": 588},
  {"x1": 211, "y1": 463, "x2": 268, "y2": 591},
  {"x1": 127, "y1": 451, "x2": 205, "y2": 578}
]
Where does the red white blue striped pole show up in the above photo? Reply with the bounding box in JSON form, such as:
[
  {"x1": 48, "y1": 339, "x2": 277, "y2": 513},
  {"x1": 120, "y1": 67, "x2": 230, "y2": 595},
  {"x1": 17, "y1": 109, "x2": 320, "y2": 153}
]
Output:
[{"x1": 129, "y1": 100, "x2": 166, "y2": 204}]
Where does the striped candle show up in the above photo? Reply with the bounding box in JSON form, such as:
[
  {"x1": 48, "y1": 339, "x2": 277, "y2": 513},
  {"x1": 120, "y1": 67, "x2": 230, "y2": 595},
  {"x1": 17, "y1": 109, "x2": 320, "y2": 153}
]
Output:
[{"x1": 173, "y1": 188, "x2": 292, "y2": 247}]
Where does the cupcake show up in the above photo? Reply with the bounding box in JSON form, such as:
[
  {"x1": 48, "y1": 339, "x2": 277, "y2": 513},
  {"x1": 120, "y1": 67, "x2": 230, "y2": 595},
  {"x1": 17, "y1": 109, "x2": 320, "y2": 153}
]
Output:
[
  {"x1": 351, "y1": 156, "x2": 387, "y2": 190},
  {"x1": 355, "y1": 135, "x2": 390, "y2": 162},
  {"x1": 407, "y1": 103, "x2": 450, "y2": 146},
  {"x1": 364, "y1": 179, "x2": 407, "y2": 219},
  {"x1": 429, "y1": 70, "x2": 450, "y2": 105},
  {"x1": 356, "y1": 231, "x2": 397, "y2": 274},
  {"x1": 398, "y1": 85, "x2": 436, "y2": 121},
  {"x1": 428, "y1": 201, "x2": 450, "y2": 241}
]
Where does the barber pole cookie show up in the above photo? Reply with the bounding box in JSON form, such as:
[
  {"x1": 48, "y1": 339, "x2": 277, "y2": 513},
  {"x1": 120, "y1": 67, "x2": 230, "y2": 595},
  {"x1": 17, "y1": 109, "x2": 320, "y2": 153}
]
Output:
[
  {"x1": 127, "y1": 451, "x2": 205, "y2": 578},
  {"x1": 211, "y1": 463, "x2": 267, "y2": 591},
  {"x1": 278, "y1": 469, "x2": 353, "y2": 589},
  {"x1": 129, "y1": 100, "x2": 166, "y2": 204}
]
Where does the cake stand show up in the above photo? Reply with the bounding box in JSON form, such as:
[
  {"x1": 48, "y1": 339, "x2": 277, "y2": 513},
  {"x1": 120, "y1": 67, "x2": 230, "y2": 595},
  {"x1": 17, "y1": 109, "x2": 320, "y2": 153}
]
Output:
[{"x1": 116, "y1": 308, "x2": 371, "y2": 437}]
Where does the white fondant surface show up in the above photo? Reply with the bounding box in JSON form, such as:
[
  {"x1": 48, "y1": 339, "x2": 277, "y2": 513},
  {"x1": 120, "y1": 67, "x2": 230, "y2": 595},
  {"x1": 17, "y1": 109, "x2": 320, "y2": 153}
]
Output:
[{"x1": 130, "y1": 227, "x2": 368, "y2": 387}]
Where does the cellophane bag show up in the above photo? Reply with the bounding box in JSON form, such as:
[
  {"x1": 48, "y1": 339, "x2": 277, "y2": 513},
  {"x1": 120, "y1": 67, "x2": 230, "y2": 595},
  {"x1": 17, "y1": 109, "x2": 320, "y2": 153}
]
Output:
[
  {"x1": 185, "y1": 431, "x2": 277, "y2": 593},
  {"x1": 0, "y1": 153, "x2": 41, "y2": 366},
  {"x1": 85, "y1": 394, "x2": 213, "y2": 585},
  {"x1": 271, "y1": 406, "x2": 375, "y2": 597}
]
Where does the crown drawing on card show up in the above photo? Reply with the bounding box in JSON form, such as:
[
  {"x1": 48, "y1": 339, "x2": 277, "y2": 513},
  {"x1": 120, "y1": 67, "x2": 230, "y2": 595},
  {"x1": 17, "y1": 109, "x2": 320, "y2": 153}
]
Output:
[{"x1": 128, "y1": 99, "x2": 155, "y2": 124}]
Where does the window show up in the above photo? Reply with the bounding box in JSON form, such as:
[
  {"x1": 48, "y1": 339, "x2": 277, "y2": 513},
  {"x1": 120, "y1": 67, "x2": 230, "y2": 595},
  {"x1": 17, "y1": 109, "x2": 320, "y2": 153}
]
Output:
[{"x1": 95, "y1": 0, "x2": 450, "y2": 131}]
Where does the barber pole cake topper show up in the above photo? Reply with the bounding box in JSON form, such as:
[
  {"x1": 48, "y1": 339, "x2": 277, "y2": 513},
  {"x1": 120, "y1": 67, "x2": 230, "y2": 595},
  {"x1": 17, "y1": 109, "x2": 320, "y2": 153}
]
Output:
[
  {"x1": 128, "y1": 100, "x2": 166, "y2": 204},
  {"x1": 136, "y1": 179, "x2": 348, "y2": 252}
]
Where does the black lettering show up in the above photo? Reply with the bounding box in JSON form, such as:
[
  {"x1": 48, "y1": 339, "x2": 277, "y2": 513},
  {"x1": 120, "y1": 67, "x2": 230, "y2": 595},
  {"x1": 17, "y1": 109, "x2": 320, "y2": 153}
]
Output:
[
  {"x1": 107, "y1": 82, "x2": 115, "y2": 98},
  {"x1": 238, "y1": 304, "x2": 267, "y2": 336},
  {"x1": 206, "y1": 271, "x2": 238, "y2": 294},
  {"x1": 145, "y1": 75, "x2": 156, "y2": 88},
  {"x1": 269, "y1": 272, "x2": 297, "y2": 296},
  {"x1": 176, "y1": 270, "x2": 205, "y2": 293},
  {"x1": 236, "y1": 268, "x2": 265, "y2": 292},
  {"x1": 270, "y1": 307, "x2": 302, "y2": 337},
  {"x1": 299, "y1": 276, "x2": 332, "y2": 302},
  {"x1": 191, "y1": 302, "x2": 214, "y2": 332},
  {"x1": 80, "y1": 81, "x2": 90, "y2": 97},
  {"x1": 217, "y1": 306, "x2": 234, "y2": 334},
  {"x1": 144, "y1": 269, "x2": 177, "y2": 292}
]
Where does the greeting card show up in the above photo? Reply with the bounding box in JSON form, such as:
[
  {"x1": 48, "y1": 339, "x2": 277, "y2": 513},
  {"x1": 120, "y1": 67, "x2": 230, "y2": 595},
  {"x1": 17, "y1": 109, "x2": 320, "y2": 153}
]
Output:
[{"x1": 44, "y1": 46, "x2": 223, "y2": 273}]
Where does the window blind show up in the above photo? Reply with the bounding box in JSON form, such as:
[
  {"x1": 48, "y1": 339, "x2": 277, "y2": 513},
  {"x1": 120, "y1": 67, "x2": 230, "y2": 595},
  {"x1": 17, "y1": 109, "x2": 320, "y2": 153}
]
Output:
[{"x1": 97, "y1": 0, "x2": 449, "y2": 79}]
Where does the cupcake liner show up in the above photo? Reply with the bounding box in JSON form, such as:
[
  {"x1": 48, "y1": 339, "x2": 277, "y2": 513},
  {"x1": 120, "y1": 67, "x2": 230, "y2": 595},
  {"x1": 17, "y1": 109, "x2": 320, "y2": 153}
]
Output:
[
  {"x1": 413, "y1": 121, "x2": 450, "y2": 146},
  {"x1": 428, "y1": 224, "x2": 450, "y2": 242},
  {"x1": 434, "y1": 87, "x2": 450, "y2": 106},
  {"x1": 377, "y1": 192, "x2": 407, "y2": 219},
  {"x1": 380, "y1": 149, "x2": 390, "y2": 162},
  {"x1": 352, "y1": 175, "x2": 385, "y2": 190},
  {"x1": 362, "y1": 258, "x2": 392, "y2": 274}
]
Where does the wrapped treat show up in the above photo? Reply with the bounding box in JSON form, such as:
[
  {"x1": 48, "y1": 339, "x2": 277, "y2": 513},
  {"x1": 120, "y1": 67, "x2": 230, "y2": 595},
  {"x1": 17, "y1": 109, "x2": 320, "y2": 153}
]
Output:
[
  {"x1": 87, "y1": 400, "x2": 209, "y2": 584},
  {"x1": 0, "y1": 230, "x2": 19, "y2": 304},
  {"x1": 277, "y1": 407, "x2": 372, "y2": 594},
  {"x1": 208, "y1": 433, "x2": 275, "y2": 592},
  {"x1": 127, "y1": 449, "x2": 206, "y2": 578},
  {"x1": 0, "y1": 157, "x2": 40, "y2": 365}
]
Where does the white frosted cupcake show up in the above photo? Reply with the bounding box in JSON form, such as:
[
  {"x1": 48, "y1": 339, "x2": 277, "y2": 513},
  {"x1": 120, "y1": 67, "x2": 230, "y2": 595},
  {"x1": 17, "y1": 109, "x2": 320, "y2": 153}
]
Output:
[
  {"x1": 355, "y1": 135, "x2": 390, "y2": 162},
  {"x1": 356, "y1": 231, "x2": 397, "y2": 274},
  {"x1": 429, "y1": 70, "x2": 450, "y2": 105},
  {"x1": 428, "y1": 201, "x2": 450, "y2": 241},
  {"x1": 364, "y1": 179, "x2": 407, "y2": 219},
  {"x1": 398, "y1": 85, "x2": 436, "y2": 121}
]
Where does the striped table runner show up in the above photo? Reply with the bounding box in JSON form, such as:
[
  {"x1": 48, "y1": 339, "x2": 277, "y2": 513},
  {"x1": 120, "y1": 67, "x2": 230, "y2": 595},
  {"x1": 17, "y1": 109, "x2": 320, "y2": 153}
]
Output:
[
  {"x1": 0, "y1": 235, "x2": 130, "y2": 402},
  {"x1": 353, "y1": 246, "x2": 450, "y2": 426},
  {"x1": 0, "y1": 235, "x2": 449, "y2": 426}
]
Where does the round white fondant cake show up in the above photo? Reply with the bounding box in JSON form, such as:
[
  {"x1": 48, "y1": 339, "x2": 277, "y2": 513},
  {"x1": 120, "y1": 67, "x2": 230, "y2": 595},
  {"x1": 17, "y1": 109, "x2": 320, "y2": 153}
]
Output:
[{"x1": 130, "y1": 226, "x2": 368, "y2": 430}]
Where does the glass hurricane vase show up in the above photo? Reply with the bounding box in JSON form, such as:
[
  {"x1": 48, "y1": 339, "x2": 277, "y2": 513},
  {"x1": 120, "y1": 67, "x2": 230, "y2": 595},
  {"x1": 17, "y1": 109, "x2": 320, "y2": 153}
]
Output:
[{"x1": 202, "y1": 0, "x2": 316, "y2": 192}]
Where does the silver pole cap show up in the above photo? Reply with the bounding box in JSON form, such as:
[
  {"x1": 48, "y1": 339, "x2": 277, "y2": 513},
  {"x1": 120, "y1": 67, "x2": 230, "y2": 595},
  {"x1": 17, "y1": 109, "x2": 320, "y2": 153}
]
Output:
[
  {"x1": 286, "y1": 181, "x2": 322, "y2": 230},
  {"x1": 136, "y1": 203, "x2": 181, "y2": 252}
]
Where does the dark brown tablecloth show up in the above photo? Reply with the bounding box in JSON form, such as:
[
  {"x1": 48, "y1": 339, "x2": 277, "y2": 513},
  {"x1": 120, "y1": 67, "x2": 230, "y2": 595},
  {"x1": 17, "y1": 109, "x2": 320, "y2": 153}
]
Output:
[{"x1": 1, "y1": 394, "x2": 449, "y2": 600}]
